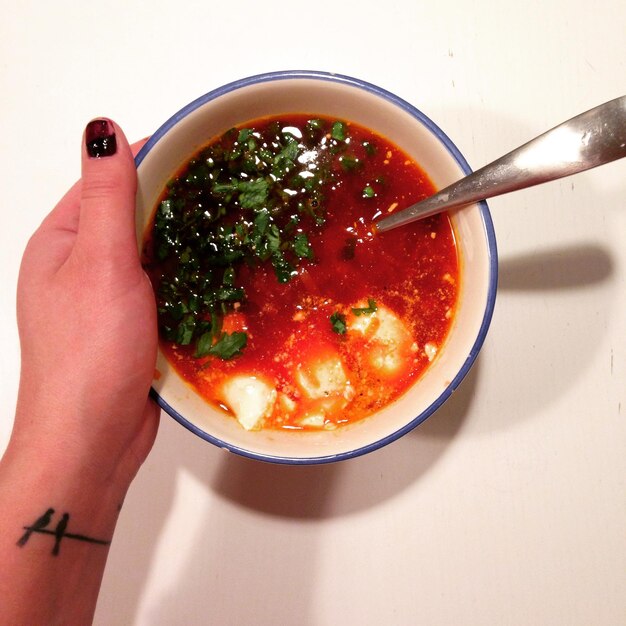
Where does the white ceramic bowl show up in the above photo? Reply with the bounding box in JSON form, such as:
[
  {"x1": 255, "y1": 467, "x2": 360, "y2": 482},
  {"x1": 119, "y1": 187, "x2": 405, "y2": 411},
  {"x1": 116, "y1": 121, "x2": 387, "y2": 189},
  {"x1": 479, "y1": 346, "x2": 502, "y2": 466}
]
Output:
[{"x1": 135, "y1": 71, "x2": 497, "y2": 464}]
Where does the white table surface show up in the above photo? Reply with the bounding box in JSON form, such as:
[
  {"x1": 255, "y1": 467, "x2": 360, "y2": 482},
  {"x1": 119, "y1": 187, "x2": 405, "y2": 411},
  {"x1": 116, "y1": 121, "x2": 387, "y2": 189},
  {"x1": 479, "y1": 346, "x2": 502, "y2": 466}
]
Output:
[{"x1": 2, "y1": 2, "x2": 625, "y2": 624}]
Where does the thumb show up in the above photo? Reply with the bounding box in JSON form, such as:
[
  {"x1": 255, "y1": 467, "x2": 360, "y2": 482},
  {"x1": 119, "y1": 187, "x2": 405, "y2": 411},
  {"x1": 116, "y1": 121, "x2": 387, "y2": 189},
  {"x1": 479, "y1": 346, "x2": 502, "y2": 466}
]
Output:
[{"x1": 76, "y1": 118, "x2": 139, "y2": 264}]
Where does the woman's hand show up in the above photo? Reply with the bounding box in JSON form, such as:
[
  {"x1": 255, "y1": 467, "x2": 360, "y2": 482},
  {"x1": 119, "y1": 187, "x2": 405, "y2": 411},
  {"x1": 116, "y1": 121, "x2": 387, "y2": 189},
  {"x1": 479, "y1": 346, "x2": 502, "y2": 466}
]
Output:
[
  {"x1": 12, "y1": 118, "x2": 159, "y2": 490},
  {"x1": 0, "y1": 119, "x2": 160, "y2": 625}
]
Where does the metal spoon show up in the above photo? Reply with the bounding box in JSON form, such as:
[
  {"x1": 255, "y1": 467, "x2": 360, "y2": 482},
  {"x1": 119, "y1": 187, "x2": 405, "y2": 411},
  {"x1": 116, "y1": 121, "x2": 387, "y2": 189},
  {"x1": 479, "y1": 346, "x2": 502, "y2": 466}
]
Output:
[{"x1": 375, "y1": 95, "x2": 626, "y2": 232}]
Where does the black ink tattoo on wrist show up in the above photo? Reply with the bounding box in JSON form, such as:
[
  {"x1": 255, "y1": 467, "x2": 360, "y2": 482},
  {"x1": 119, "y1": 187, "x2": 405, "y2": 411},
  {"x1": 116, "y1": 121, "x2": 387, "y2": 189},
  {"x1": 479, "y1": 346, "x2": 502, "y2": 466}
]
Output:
[{"x1": 17, "y1": 509, "x2": 111, "y2": 556}]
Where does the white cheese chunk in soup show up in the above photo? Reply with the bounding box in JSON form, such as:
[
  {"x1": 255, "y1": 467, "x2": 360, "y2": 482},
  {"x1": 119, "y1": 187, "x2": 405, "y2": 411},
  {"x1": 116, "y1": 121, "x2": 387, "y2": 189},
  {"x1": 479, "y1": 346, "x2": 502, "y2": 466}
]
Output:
[
  {"x1": 221, "y1": 375, "x2": 277, "y2": 431},
  {"x1": 348, "y1": 304, "x2": 413, "y2": 373},
  {"x1": 296, "y1": 354, "x2": 349, "y2": 400}
]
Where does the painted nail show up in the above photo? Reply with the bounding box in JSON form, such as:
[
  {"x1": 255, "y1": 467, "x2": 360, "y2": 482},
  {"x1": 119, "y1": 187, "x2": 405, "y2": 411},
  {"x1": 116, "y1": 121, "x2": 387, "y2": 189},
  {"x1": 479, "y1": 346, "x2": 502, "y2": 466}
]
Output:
[{"x1": 85, "y1": 118, "x2": 117, "y2": 158}]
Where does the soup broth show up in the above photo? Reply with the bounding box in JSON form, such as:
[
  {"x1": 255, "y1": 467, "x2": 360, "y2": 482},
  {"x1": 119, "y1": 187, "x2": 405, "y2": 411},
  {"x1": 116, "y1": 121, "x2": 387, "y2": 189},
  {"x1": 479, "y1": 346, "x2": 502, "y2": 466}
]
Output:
[{"x1": 142, "y1": 114, "x2": 459, "y2": 431}]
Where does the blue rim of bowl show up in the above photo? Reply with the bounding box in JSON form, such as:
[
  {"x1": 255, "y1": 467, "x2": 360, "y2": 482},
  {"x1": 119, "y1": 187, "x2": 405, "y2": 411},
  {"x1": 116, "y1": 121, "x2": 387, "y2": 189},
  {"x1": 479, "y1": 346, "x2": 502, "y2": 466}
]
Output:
[{"x1": 137, "y1": 70, "x2": 498, "y2": 465}]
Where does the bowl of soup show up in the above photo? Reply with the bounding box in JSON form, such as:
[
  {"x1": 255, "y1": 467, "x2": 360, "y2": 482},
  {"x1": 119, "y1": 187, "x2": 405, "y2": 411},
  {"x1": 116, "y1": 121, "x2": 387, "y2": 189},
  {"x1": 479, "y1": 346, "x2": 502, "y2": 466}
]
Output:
[{"x1": 135, "y1": 70, "x2": 497, "y2": 464}]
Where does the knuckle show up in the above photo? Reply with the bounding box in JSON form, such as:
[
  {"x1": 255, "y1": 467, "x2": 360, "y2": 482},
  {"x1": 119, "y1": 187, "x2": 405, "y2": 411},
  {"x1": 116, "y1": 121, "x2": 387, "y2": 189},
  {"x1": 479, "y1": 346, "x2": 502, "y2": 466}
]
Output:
[{"x1": 81, "y1": 173, "x2": 121, "y2": 202}]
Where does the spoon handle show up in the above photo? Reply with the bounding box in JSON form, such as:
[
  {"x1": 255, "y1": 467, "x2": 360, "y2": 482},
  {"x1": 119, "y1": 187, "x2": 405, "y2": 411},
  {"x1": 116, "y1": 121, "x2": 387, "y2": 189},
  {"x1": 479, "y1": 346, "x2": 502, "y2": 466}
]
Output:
[{"x1": 376, "y1": 95, "x2": 626, "y2": 232}]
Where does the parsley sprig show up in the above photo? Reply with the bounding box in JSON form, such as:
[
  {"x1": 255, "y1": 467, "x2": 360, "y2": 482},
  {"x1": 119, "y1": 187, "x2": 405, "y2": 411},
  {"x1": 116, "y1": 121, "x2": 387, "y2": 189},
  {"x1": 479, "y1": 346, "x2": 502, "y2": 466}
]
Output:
[
  {"x1": 329, "y1": 299, "x2": 378, "y2": 335},
  {"x1": 351, "y1": 298, "x2": 378, "y2": 316},
  {"x1": 330, "y1": 311, "x2": 347, "y2": 335}
]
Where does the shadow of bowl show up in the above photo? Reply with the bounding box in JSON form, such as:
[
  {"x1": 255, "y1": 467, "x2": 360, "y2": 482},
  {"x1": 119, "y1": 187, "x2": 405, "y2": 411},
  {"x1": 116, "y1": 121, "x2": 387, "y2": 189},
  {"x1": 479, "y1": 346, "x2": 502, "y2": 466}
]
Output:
[
  {"x1": 209, "y1": 361, "x2": 480, "y2": 519},
  {"x1": 499, "y1": 243, "x2": 614, "y2": 291}
]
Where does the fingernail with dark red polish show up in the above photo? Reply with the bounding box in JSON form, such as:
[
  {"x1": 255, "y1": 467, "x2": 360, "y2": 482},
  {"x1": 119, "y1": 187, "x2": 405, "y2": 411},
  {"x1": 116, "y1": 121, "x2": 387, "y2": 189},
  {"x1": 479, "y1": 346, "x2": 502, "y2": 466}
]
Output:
[{"x1": 86, "y1": 118, "x2": 117, "y2": 158}]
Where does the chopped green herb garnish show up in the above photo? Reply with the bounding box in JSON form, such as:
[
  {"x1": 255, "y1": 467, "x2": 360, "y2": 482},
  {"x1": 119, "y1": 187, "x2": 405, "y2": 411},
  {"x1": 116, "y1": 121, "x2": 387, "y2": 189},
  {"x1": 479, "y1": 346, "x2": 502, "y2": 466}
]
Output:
[
  {"x1": 330, "y1": 311, "x2": 347, "y2": 335},
  {"x1": 199, "y1": 331, "x2": 247, "y2": 359},
  {"x1": 265, "y1": 224, "x2": 281, "y2": 255},
  {"x1": 352, "y1": 299, "x2": 378, "y2": 316},
  {"x1": 238, "y1": 177, "x2": 268, "y2": 209},
  {"x1": 223, "y1": 267, "x2": 235, "y2": 286},
  {"x1": 362, "y1": 185, "x2": 375, "y2": 198},
  {"x1": 175, "y1": 315, "x2": 196, "y2": 345},
  {"x1": 272, "y1": 251, "x2": 296, "y2": 283},
  {"x1": 252, "y1": 209, "x2": 270, "y2": 243},
  {"x1": 212, "y1": 180, "x2": 238, "y2": 194},
  {"x1": 339, "y1": 155, "x2": 362, "y2": 172},
  {"x1": 195, "y1": 331, "x2": 215, "y2": 358},
  {"x1": 214, "y1": 286, "x2": 244, "y2": 302},
  {"x1": 362, "y1": 141, "x2": 377, "y2": 156},
  {"x1": 148, "y1": 116, "x2": 351, "y2": 359},
  {"x1": 306, "y1": 118, "x2": 324, "y2": 131},
  {"x1": 273, "y1": 139, "x2": 299, "y2": 176},
  {"x1": 237, "y1": 128, "x2": 252, "y2": 143},
  {"x1": 331, "y1": 121, "x2": 347, "y2": 141},
  {"x1": 293, "y1": 232, "x2": 314, "y2": 259}
]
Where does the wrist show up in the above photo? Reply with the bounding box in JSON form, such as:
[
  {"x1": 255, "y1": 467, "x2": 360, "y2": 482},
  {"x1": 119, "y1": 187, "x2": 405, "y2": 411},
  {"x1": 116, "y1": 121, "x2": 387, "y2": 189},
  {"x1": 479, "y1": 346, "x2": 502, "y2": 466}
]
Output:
[
  {"x1": 1, "y1": 439, "x2": 129, "y2": 536},
  {"x1": 0, "y1": 436, "x2": 128, "y2": 625},
  {"x1": 12, "y1": 374, "x2": 158, "y2": 493}
]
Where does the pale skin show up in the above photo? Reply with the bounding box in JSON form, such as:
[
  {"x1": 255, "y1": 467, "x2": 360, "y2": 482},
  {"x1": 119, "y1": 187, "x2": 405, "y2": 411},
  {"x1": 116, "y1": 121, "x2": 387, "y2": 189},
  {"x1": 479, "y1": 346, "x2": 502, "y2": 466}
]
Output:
[{"x1": 0, "y1": 120, "x2": 158, "y2": 624}]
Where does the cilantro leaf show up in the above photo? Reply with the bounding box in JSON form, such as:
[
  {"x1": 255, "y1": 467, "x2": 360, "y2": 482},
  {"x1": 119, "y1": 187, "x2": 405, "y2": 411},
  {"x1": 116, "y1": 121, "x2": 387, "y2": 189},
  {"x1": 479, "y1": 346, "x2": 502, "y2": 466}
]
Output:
[
  {"x1": 238, "y1": 178, "x2": 268, "y2": 209},
  {"x1": 195, "y1": 331, "x2": 214, "y2": 358},
  {"x1": 175, "y1": 315, "x2": 196, "y2": 345},
  {"x1": 223, "y1": 267, "x2": 235, "y2": 286},
  {"x1": 207, "y1": 331, "x2": 247, "y2": 359},
  {"x1": 212, "y1": 179, "x2": 238, "y2": 194},
  {"x1": 237, "y1": 128, "x2": 252, "y2": 143},
  {"x1": 273, "y1": 138, "x2": 299, "y2": 175},
  {"x1": 293, "y1": 232, "x2": 314, "y2": 259},
  {"x1": 214, "y1": 286, "x2": 244, "y2": 302},
  {"x1": 159, "y1": 199, "x2": 173, "y2": 218},
  {"x1": 252, "y1": 209, "x2": 270, "y2": 244},
  {"x1": 362, "y1": 140, "x2": 377, "y2": 156},
  {"x1": 339, "y1": 155, "x2": 362, "y2": 172},
  {"x1": 306, "y1": 118, "x2": 324, "y2": 132},
  {"x1": 331, "y1": 121, "x2": 347, "y2": 141},
  {"x1": 330, "y1": 311, "x2": 347, "y2": 335},
  {"x1": 272, "y1": 251, "x2": 295, "y2": 283},
  {"x1": 266, "y1": 224, "x2": 281, "y2": 254},
  {"x1": 352, "y1": 299, "x2": 378, "y2": 316}
]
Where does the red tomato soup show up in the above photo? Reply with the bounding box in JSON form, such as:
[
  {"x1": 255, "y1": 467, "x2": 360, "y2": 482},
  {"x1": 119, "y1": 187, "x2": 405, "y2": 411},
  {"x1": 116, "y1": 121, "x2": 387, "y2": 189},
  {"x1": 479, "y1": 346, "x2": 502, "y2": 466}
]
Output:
[{"x1": 142, "y1": 115, "x2": 459, "y2": 431}]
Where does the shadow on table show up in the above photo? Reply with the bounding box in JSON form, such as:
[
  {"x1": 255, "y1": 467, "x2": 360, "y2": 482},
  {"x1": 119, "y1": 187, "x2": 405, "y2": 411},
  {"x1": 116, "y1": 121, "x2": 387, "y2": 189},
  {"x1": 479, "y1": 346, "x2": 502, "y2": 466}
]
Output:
[
  {"x1": 209, "y1": 360, "x2": 479, "y2": 520},
  {"x1": 98, "y1": 360, "x2": 479, "y2": 626},
  {"x1": 498, "y1": 243, "x2": 613, "y2": 291},
  {"x1": 479, "y1": 240, "x2": 616, "y2": 428}
]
